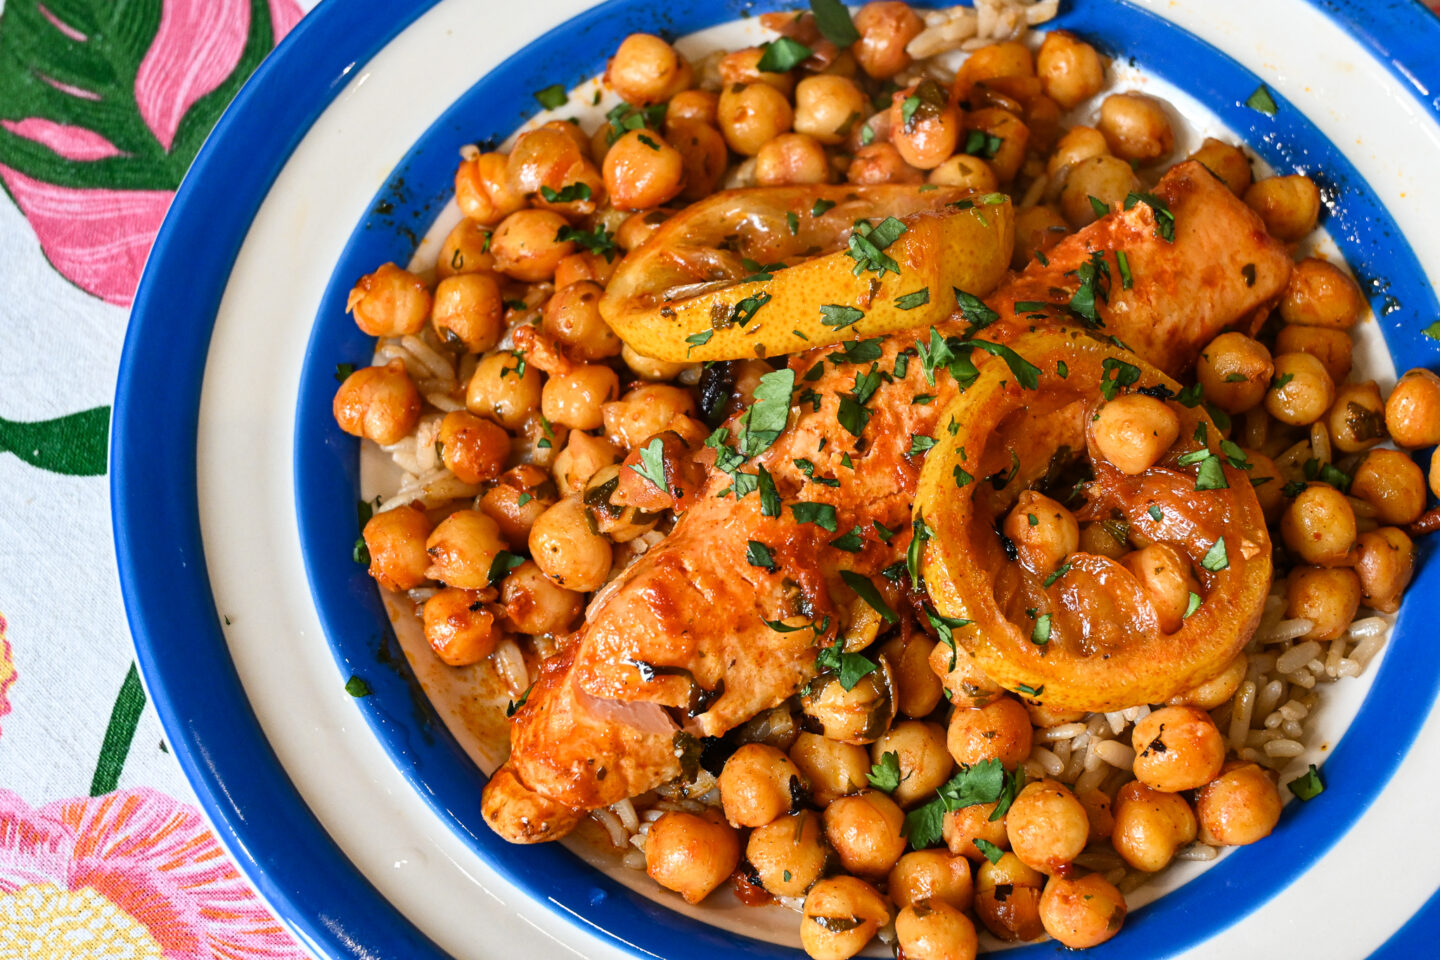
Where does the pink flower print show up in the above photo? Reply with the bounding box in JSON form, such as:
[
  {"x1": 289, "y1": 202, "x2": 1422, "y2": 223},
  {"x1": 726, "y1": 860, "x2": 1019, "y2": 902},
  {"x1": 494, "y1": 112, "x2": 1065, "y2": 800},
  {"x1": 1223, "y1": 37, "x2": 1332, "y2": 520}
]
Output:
[
  {"x1": 0, "y1": 614, "x2": 14, "y2": 738},
  {"x1": 0, "y1": 0, "x2": 305, "y2": 306},
  {"x1": 0, "y1": 788, "x2": 308, "y2": 959}
]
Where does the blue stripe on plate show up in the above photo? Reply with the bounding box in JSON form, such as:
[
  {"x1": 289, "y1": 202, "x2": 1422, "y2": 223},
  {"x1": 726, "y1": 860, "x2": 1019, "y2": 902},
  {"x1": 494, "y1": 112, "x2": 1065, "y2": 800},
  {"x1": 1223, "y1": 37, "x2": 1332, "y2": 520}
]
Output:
[
  {"x1": 1370, "y1": 883, "x2": 1440, "y2": 959},
  {"x1": 117, "y1": 0, "x2": 1440, "y2": 958}
]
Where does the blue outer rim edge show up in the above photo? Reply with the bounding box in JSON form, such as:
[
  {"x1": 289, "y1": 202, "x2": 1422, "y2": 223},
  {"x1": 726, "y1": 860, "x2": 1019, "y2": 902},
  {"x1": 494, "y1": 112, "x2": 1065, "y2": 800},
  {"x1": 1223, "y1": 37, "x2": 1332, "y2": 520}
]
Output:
[{"x1": 111, "y1": 2, "x2": 1440, "y2": 960}]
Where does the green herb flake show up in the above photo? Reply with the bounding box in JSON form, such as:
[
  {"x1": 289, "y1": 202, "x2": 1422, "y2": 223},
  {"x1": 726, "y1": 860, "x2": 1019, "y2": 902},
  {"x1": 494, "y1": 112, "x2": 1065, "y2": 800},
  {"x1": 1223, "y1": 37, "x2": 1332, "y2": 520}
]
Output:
[
  {"x1": 1245, "y1": 83, "x2": 1279, "y2": 116},
  {"x1": 555, "y1": 223, "x2": 619, "y2": 261},
  {"x1": 629, "y1": 437, "x2": 668, "y2": 491},
  {"x1": 829, "y1": 525, "x2": 865, "y2": 553},
  {"x1": 1099, "y1": 357, "x2": 1141, "y2": 400},
  {"x1": 786, "y1": 209, "x2": 800, "y2": 235},
  {"x1": 815, "y1": 643, "x2": 879, "y2": 691},
  {"x1": 1031, "y1": 613, "x2": 1052, "y2": 645},
  {"x1": 896, "y1": 288, "x2": 931, "y2": 310},
  {"x1": 737, "y1": 368, "x2": 796, "y2": 458},
  {"x1": 1201, "y1": 536, "x2": 1229, "y2": 572},
  {"x1": 792, "y1": 501, "x2": 839, "y2": 532},
  {"x1": 973, "y1": 838, "x2": 1005, "y2": 864},
  {"x1": 344, "y1": 675, "x2": 371, "y2": 698},
  {"x1": 756, "y1": 36, "x2": 813, "y2": 72},
  {"x1": 820, "y1": 304, "x2": 866, "y2": 329},
  {"x1": 534, "y1": 83, "x2": 568, "y2": 110},
  {"x1": 539, "y1": 182, "x2": 593, "y2": 204},
  {"x1": 812, "y1": 198, "x2": 837, "y2": 217},
  {"x1": 746, "y1": 539, "x2": 778, "y2": 571},
  {"x1": 810, "y1": 0, "x2": 861, "y2": 46},
  {"x1": 840, "y1": 569, "x2": 899, "y2": 623},
  {"x1": 1116, "y1": 249, "x2": 1134, "y2": 290},
  {"x1": 334, "y1": 362, "x2": 356, "y2": 382},
  {"x1": 1042, "y1": 562, "x2": 1071, "y2": 589},
  {"x1": 758, "y1": 465, "x2": 782, "y2": 516},
  {"x1": 685, "y1": 329, "x2": 714, "y2": 355},
  {"x1": 1184, "y1": 592, "x2": 1203, "y2": 619},
  {"x1": 1288, "y1": 763, "x2": 1324, "y2": 801},
  {"x1": 1088, "y1": 195, "x2": 1111, "y2": 218},
  {"x1": 1124, "y1": 191, "x2": 1176, "y2": 242},
  {"x1": 1149, "y1": 505, "x2": 1163, "y2": 522},
  {"x1": 868, "y1": 751, "x2": 903, "y2": 793},
  {"x1": 908, "y1": 434, "x2": 937, "y2": 457}
]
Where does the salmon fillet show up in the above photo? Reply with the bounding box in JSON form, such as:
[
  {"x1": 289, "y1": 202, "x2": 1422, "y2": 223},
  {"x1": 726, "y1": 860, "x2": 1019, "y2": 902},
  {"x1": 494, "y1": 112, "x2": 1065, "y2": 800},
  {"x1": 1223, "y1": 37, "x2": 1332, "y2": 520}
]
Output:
[{"x1": 483, "y1": 161, "x2": 1291, "y2": 842}]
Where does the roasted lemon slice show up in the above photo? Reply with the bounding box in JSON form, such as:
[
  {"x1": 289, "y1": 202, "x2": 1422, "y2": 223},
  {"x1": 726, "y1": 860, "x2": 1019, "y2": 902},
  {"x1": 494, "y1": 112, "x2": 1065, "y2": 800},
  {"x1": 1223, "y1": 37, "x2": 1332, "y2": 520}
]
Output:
[
  {"x1": 914, "y1": 329, "x2": 1272, "y2": 712},
  {"x1": 599, "y1": 185, "x2": 1013, "y2": 362}
]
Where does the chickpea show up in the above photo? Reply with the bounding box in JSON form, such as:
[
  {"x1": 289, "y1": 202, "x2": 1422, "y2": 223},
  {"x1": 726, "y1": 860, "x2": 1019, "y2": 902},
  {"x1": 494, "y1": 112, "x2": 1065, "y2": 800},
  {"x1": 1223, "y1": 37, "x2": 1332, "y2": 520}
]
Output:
[
  {"x1": 717, "y1": 82, "x2": 793, "y2": 157},
  {"x1": 946, "y1": 696, "x2": 1032, "y2": 770},
  {"x1": 756, "y1": 132, "x2": 832, "y2": 186},
  {"x1": 1281, "y1": 257, "x2": 1366, "y2": 329},
  {"x1": 615, "y1": 209, "x2": 670, "y2": 252},
  {"x1": 1059, "y1": 155, "x2": 1140, "y2": 229},
  {"x1": 422, "y1": 587, "x2": 499, "y2": 666},
  {"x1": 506, "y1": 125, "x2": 604, "y2": 217},
  {"x1": 1244, "y1": 174, "x2": 1322, "y2": 242},
  {"x1": 1275, "y1": 324, "x2": 1353, "y2": 385},
  {"x1": 1351, "y1": 449, "x2": 1426, "y2": 525},
  {"x1": 889, "y1": 88, "x2": 961, "y2": 171},
  {"x1": 933, "y1": 645, "x2": 1005, "y2": 709},
  {"x1": 1184, "y1": 137, "x2": 1252, "y2": 196},
  {"x1": 1122, "y1": 544, "x2": 1200, "y2": 634},
  {"x1": 1025, "y1": 702, "x2": 1085, "y2": 728},
  {"x1": 1077, "y1": 520, "x2": 1127, "y2": 560},
  {"x1": 435, "y1": 411, "x2": 508, "y2": 485},
  {"x1": 1046, "y1": 125, "x2": 1109, "y2": 178},
  {"x1": 928, "y1": 154, "x2": 998, "y2": 193},
  {"x1": 1010, "y1": 204, "x2": 1066, "y2": 269},
  {"x1": 718, "y1": 47, "x2": 796, "y2": 96},
  {"x1": 824, "y1": 790, "x2": 908, "y2": 877},
  {"x1": 1168, "y1": 653, "x2": 1248, "y2": 711},
  {"x1": 423, "y1": 509, "x2": 504, "y2": 589},
  {"x1": 362, "y1": 504, "x2": 432, "y2": 591},
  {"x1": 1039, "y1": 874, "x2": 1127, "y2": 949},
  {"x1": 1433, "y1": 453, "x2": 1440, "y2": 502},
  {"x1": 603, "y1": 128, "x2": 686, "y2": 210},
  {"x1": 1077, "y1": 788, "x2": 1114, "y2": 844},
  {"x1": 847, "y1": 142, "x2": 924, "y2": 185},
  {"x1": 880, "y1": 633, "x2": 943, "y2": 719},
  {"x1": 454, "y1": 152, "x2": 525, "y2": 225},
  {"x1": 529, "y1": 495, "x2": 613, "y2": 591},
  {"x1": 1194, "y1": 762, "x2": 1283, "y2": 847},
  {"x1": 1036, "y1": 31, "x2": 1105, "y2": 109},
  {"x1": 665, "y1": 89, "x2": 719, "y2": 128},
  {"x1": 974, "y1": 853, "x2": 1045, "y2": 942},
  {"x1": 1385, "y1": 368, "x2": 1440, "y2": 448},
  {"x1": 801, "y1": 876, "x2": 891, "y2": 960},
  {"x1": 965, "y1": 107, "x2": 1029, "y2": 184},
  {"x1": 1089, "y1": 394, "x2": 1181, "y2": 474},
  {"x1": 794, "y1": 76, "x2": 868, "y2": 145},
  {"x1": 1286, "y1": 566, "x2": 1362, "y2": 642},
  {"x1": 500, "y1": 560, "x2": 582, "y2": 635},
  {"x1": 489, "y1": 209, "x2": 573, "y2": 283},
  {"x1": 890, "y1": 851, "x2": 974, "y2": 912},
  {"x1": 1003, "y1": 491, "x2": 1079, "y2": 579},
  {"x1": 465, "y1": 352, "x2": 541, "y2": 430},
  {"x1": 1005, "y1": 780, "x2": 1089, "y2": 874},
  {"x1": 1281, "y1": 484, "x2": 1357, "y2": 566},
  {"x1": 621, "y1": 343, "x2": 694, "y2": 382},
  {"x1": 1196, "y1": 332, "x2": 1275, "y2": 414},
  {"x1": 554, "y1": 250, "x2": 617, "y2": 289},
  {"x1": 1098, "y1": 92, "x2": 1173, "y2": 164},
  {"x1": 870, "y1": 721, "x2": 952, "y2": 807},
  {"x1": 1355, "y1": 527, "x2": 1415, "y2": 614},
  {"x1": 802, "y1": 664, "x2": 896, "y2": 745},
  {"x1": 1264, "y1": 352, "x2": 1335, "y2": 426},
  {"x1": 543, "y1": 281, "x2": 621, "y2": 361},
  {"x1": 345, "y1": 263, "x2": 429, "y2": 338},
  {"x1": 540, "y1": 365, "x2": 619, "y2": 432},
  {"x1": 1131, "y1": 705, "x2": 1225, "y2": 792},
  {"x1": 1111, "y1": 780, "x2": 1197, "y2": 872},
  {"x1": 667, "y1": 119, "x2": 729, "y2": 201},
  {"x1": 953, "y1": 41, "x2": 1033, "y2": 102},
  {"x1": 552, "y1": 430, "x2": 620, "y2": 494},
  {"x1": 1335, "y1": 383, "x2": 1395, "y2": 453},
  {"x1": 606, "y1": 33, "x2": 692, "y2": 105},
  {"x1": 895, "y1": 901, "x2": 979, "y2": 960},
  {"x1": 437, "y1": 219, "x2": 496, "y2": 279},
  {"x1": 719, "y1": 743, "x2": 804, "y2": 827},
  {"x1": 430, "y1": 273, "x2": 502, "y2": 353},
  {"x1": 791, "y1": 736, "x2": 867, "y2": 809},
  {"x1": 602, "y1": 384, "x2": 698, "y2": 452},
  {"x1": 748, "y1": 812, "x2": 828, "y2": 898},
  {"x1": 853, "y1": 1, "x2": 923, "y2": 79},
  {"x1": 333, "y1": 360, "x2": 422, "y2": 446},
  {"x1": 943, "y1": 802, "x2": 1009, "y2": 862},
  {"x1": 646, "y1": 810, "x2": 739, "y2": 905},
  {"x1": 479, "y1": 465, "x2": 556, "y2": 544}
]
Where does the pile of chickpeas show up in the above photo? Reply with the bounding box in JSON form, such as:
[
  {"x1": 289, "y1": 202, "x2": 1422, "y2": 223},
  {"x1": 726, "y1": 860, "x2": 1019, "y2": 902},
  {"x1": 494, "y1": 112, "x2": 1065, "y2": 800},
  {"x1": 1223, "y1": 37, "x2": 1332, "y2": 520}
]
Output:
[{"x1": 330, "y1": 4, "x2": 1439, "y2": 957}]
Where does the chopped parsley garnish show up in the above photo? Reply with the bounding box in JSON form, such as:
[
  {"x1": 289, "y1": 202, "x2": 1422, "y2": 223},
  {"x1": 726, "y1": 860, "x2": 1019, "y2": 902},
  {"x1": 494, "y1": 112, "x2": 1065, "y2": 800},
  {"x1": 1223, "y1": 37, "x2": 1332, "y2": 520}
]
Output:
[
  {"x1": 555, "y1": 223, "x2": 618, "y2": 261},
  {"x1": 1201, "y1": 537, "x2": 1229, "y2": 572},
  {"x1": 923, "y1": 604, "x2": 970, "y2": 671},
  {"x1": 860, "y1": 122, "x2": 875, "y2": 146},
  {"x1": 903, "y1": 759, "x2": 1025, "y2": 849},
  {"x1": 1149, "y1": 505, "x2": 1163, "y2": 522},
  {"x1": 815, "y1": 643, "x2": 878, "y2": 691},
  {"x1": 737, "y1": 368, "x2": 795, "y2": 458},
  {"x1": 901, "y1": 95, "x2": 922, "y2": 129},
  {"x1": 1423, "y1": 320, "x2": 1440, "y2": 341},
  {"x1": 820, "y1": 304, "x2": 865, "y2": 329},
  {"x1": 1116, "y1": 249, "x2": 1134, "y2": 289},
  {"x1": 731, "y1": 291, "x2": 773, "y2": 327},
  {"x1": 1088, "y1": 195, "x2": 1111, "y2": 218},
  {"x1": 344, "y1": 675, "x2": 371, "y2": 698},
  {"x1": 829, "y1": 337, "x2": 884, "y2": 364},
  {"x1": 506, "y1": 682, "x2": 535, "y2": 717},
  {"x1": 1068, "y1": 250, "x2": 1111, "y2": 326},
  {"x1": 1288, "y1": 763, "x2": 1324, "y2": 801},
  {"x1": 908, "y1": 434, "x2": 936, "y2": 456},
  {"x1": 534, "y1": 83, "x2": 567, "y2": 109},
  {"x1": 954, "y1": 289, "x2": 999, "y2": 332},
  {"x1": 963, "y1": 129, "x2": 1003, "y2": 158},
  {"x1": 539, "y1": 182, "x2": 592, "y2": 204},
  {"x1": 1184, "y1": 592, "x2": 1203, "y2": 619},
  {"x1": 846, "y1": 217, "x2": 907, "y2": 276},
  {"x1": 335, "y1": 362, "x2": 355, "y2": 382},
  {"x1": 895, "y1": 288, "x2": 931, "y2": 310},
  {"x1": 792, "y1": 501, "x2": 839, "y2": 532},
  {"x1": 953, "y1": 465, "x2": 973, "y2": 488},
  {"x1": 1013, "y1": 300, "x2": 1050, "y2": 313},
  {"x1": 829, "y1": 526, "x2": 865, "y2": 552},
  {"x1": 487, "y1": 550, "x2": 526, "y2": 584},
  {"x1": 603, "y1": 101, "x2": 667, "y2": 144},
  {"x1": 840, "y1": 570, "x2": 898, "y2": 623},
  {"x1": 868, "y1": 751, "x2": 903, "y2": 793},
  {"x1": 795, "y1": 458, "x2": 840, "y2": 488},
  {"x1": 1099, "y1": 357, "x2": 1142, "y2": 400},
  {"x1": 786, "y1": 210, "x2": 800, "y2": 235},
  {"x1": 810, "y1": 0, "x2": 861, "y2": 46},
  {"x1": 758, "y1": 465, "x2": 782, "y2": 516},
  {"x1": 812, "y1": 198, "x2": 837, "y2": 217},
  {"x1": 1042, "y1": 562, "x2": 1072, "y2": 588},
  {"x1": 873, "y1": 521, "x2": 898, "y2": 543},
  {"x1": 1195, "y1": 455, "x2": 1230, "y2": 491},
  {"x1": 1245, "y1": 83, "x2": 1279, "y2": 116},
  {"x1": 973, "y1": 838, "x2": 1005, "y2": 864},
  {"x1": 685, "y1": 329, "x2": 714, "y2": 355},
  {"x1": 908, "y1": 516, "x2": 931, "y2": 583},
  {"x1": 746, "y1": 540, "x2": 777, "y2": 571},
  {"x1": 1124, "y1": 192, "x2": 1176, "y2": 242},
  {"x1": 630, "y1": 436, "x2": 667, "y2": 489},
  {"x1": 756, "y1": 36, "x2": 813, "y2": 72},
  {"x1": 1015, "y1": 682, "x2": 1045, "y2": 697},
  {"x1": 636, "y1": 133, "x2": 660, "y2": 151}
]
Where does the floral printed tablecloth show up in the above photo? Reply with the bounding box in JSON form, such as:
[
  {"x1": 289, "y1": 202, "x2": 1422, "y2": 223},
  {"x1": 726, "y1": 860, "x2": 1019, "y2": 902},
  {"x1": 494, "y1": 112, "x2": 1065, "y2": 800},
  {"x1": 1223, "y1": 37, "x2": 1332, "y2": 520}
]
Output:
[{"x1": 3, "y1": 1, "x2": 1440, "y2": 958}]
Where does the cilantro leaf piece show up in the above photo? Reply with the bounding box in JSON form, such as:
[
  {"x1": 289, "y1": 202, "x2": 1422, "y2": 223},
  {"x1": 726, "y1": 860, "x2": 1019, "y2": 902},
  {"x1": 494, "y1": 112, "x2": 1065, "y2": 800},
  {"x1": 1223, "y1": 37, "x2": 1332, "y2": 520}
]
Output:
[
  {"x1": 1099, "y1": 357, "x2": 1141, "y2": 400},
  {"x1": 555, "y1": 223, "x2": 619, "y2": 260},
  {"x1": 1423, "y1": 320, "x2": 1440, "y2": 341},
  {"x1": 815, "y1": 642, "x2": 879, "y2": 691},
  {"x1": 963, "y1": 129, "x2": 1003, "y2": 158},
  {"x1": 1201, "y1": 536, "x2": 1229, "y2": 572},
  {"x1": 840, "y1": 570, "x2": 899, "y2": 623},
  {"x1": 810, "y1": 0, "x2": 861, "y2": 46},
  {"x1": 812, "y1": 198, "x2": 837, "y2": 217},
  {"x1": 973, "y1": 838, "x2": 1005, "y2": 864},
  {"x1": 1116, "y1": 249, "x2": 1134, "y2": 290},
  {"x1": 731, "y1": 290, "x2": 773, "y2": 327},
  {"x1": 923, "y1": 604, "x2": 971, "y2": 671},
  {"x1": 953, "y1": 465, "x2": 973, "y2": 488},
  {"x1": 1184, "y1": 591, "x2": 1203, "y2": 619},
  {"x1": 959, "y1": 339, "x2": 1041, "y2": 391},
  {"x1": 896, "y1": 288, "x2": 930, "y2": 310},
  {"x1": 830, "y1": 525, "x2": 865, "y2": 552},
  {"x1": 758, "y1": 464, "x2": 782, "y2": 517},
  {"x1": 954, "y1": 289, "x2": 999, "y2": 331},
  {"x1": 1288, "y1": 763, "x2": 1324, "y2": 801},
  {"x1": 534, "y1": 83, "x2": 568, "y2": 109},
  {"x1": 1195, "y1": 455, "x2": 1230, "y2": 491},
  {"x1": 738, "y1": 369, "x2": 796, "y2": 458},
  {"x1": 829, "y1": 337, "x2": 884, "y2": 364},
  {"x1": 846, "y1": 217, "x2": 907, "y2": 276},
  {"x1": 685, "y1": 329, "x2": 714, "y2": 355},
  {"x1": 1089, "y1": 195, "x2": 1111, "y2": 218},
  {"x1": 505, "y1": 683, "x2": 534, "y2": 717},
  {"x1": 335, "y1": 362, "x2": 356, "y2": 382},
  {"x1": 487, "y1": 550, "x2": 526, "y2": 584},
  {"x1": 1245, "y1": 83, "x2": 1279, "y2": 116},
  {"x1": 908, "y1": 434, "x2": 936, "y2": 457},
  {"x1": 1042, "y1": 562, "x2": 1071, "y2": 589},
  {"x1": 908, "y1": 516, "x2": 930, "y2": 583},
  {"x1": 904, "y1": 801, "x2": 946, "y2": 850},
  {"x1": 539, "y1": 182, "x2": 592, "y2": 204},
  {"x1": 757, "y1": 36, "x2": 813, "y2": 72},
  {"x1": 792, "y1": 501, "x2": 838, "y2": 532},
  {"x1": 1124, "y1": 191, "x2": 1176, "y2": 242},
  {"x1": 1068, "y1": 250, "x2": 1111, "y2": 326},
  {"x1": 868, "y1": 751, "x2": 903, "y2": 793},
  {"x1": 837, "y1": 396, "x2": 871, "y2": 438},
  {"x1": 746, "y1": 540, "x2": 777, "y2": 571},
  {"x1": 630, "y1": 436, "x2": 668, "y2": 490},
  {"x1": 344, "y1": 675, "x2": 371, "y2": 698},
  {"x1": 820, "y1": 304, "x2": 866, "y2": 329},
  {"x1": 874, "y1": 521, "x2": 898, "y2": 543}
]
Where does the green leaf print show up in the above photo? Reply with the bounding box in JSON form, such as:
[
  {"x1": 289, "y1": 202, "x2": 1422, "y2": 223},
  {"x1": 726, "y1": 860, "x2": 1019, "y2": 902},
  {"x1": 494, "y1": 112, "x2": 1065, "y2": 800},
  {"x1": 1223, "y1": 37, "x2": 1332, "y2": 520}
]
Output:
[{"x1": 0, "y1": 406, "x2": 109, "y2": 476}]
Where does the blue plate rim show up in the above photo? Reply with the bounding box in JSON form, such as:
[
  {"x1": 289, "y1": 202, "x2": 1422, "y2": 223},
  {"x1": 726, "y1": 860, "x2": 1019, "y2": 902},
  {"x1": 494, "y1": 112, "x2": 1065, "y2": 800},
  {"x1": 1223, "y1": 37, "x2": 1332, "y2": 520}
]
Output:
[{"x1": 112, "y1": 2, "x2": 1440, "y2": 959}]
